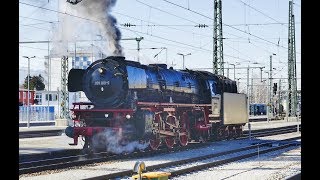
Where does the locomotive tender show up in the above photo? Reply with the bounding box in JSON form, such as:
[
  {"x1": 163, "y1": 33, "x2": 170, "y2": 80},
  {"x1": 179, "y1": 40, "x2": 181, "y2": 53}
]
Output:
[{"x1": 66, "y1": 56, "x2": 248, "y2": 150}]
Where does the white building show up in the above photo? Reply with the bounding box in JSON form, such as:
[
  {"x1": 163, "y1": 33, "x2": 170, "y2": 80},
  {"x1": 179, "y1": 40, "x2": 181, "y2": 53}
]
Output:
[{"x1": 35, "y1": 90, "x2": 60, "y2": 118}]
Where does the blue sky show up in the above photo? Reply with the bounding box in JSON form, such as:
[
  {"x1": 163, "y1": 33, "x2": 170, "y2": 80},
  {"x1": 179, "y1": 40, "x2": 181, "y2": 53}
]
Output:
[{"x1": 19, "y1": 0, "x2": 301, "y2": 92}]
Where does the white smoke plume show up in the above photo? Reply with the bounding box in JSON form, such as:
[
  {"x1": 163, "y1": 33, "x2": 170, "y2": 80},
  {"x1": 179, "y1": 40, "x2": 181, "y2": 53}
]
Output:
[
  {"x1": 69, "y1": 0, "x2": 123, "y2": 56},
  {"x1": 91, "y1": 127, "x2": 149, "y2": 154},
  {"x1": 50, "y1": 13, "x2": 75, "y2": 56},
  {"x1": 51, "y1": 0, "x2": 123, "y2": 57}
]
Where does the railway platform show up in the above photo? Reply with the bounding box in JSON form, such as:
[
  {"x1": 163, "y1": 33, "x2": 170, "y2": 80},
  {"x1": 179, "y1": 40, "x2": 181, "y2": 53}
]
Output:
[
  {"x1": 19, "y1": 125, "x2": 66, "y2": 132},
  {"x1": 243, "y1": 119, "x2": 301, "y2": 131},
  {"x1": 19, "y1": 125, "x2": 67, "y2": 139},
  {"x1": 19, "y1": 119, "x2": 301, "y2": 155}
]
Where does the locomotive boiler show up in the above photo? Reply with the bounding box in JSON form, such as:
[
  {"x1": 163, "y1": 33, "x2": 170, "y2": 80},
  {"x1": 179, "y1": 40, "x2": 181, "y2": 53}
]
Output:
[{"x1": 66, "y1": 56, "x2": 248, "y2": 152}]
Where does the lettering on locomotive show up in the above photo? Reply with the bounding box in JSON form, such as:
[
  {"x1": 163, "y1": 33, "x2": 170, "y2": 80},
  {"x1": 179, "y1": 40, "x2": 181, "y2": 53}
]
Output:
[{"x1": 94, "y1": 81, "x2": 110, "y2": 86}]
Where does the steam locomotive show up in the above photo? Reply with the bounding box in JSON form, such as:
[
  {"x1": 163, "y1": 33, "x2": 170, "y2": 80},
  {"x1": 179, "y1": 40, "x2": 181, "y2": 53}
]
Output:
[{"x1": 65, "y1": 56, "x2": 248, "y2": 151}]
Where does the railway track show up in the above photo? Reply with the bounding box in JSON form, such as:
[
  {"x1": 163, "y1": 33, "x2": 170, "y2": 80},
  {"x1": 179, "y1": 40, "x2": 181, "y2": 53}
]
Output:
[
  {"x1": 19, "y1": 142, "x2": 208, "y2": 175},
  {"x1": 19, "y1": 129, "x2": 64, "y2": 139},
  {"x1": 85, "y1": 136, "x2": 300, "y2": 180},
  {"x1": 19, "y1": 125, "x2": 300, "y2": 175}
]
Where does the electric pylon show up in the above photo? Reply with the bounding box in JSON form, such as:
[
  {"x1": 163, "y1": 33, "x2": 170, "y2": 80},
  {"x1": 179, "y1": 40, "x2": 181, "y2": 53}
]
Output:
[
  {"x1": 60, "y1": 56, "x2": 70, "y2": 119},
  {"x1": 213, "y1": 0, "x2": 224, "y2": 75},
  {"x1": 288, "y1": 0, "x2": 297, "y2": 117}
]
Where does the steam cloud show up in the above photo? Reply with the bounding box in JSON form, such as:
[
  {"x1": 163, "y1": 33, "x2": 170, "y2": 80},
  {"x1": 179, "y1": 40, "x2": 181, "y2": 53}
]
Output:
[
  {"x1": 91, "y1": 126, "x2": 149, "y2": 154},
  {"x1": 75, "y1": 0, "x2": 123, "y2": 56},
  {"x1": 52, "y1": 0, "x2": 123, "y2": 57}
]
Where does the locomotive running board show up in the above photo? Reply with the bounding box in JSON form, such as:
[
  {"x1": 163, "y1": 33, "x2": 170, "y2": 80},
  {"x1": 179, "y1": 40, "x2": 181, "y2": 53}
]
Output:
[
  {"x1": 157, "y1": 131, "x2": 187, "y2": 136},
  {"x1": 137, "y1": 102, "x2": 211, "y2": 107},
  {"x1": 156, "y1": 130, "x2": 176, "y2": 136}
]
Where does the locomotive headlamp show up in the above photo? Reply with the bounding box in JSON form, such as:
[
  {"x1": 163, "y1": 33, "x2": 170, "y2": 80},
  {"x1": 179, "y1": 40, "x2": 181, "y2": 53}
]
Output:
[
  {"x1": 126, "y1": 114, "x2": 131, "y2": 119},
  {"x1": 98, "y1": 67, "x2": 106, "y2": 74},
  {"x1": 105, "y1": 114, "x2": 109, "y2": 118}
]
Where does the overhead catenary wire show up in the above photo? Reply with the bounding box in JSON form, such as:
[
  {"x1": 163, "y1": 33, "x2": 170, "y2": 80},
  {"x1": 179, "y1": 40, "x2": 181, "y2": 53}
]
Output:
[
  {"x1": 21, "y1": 22, "x2": 55, "y2": 26},
  {"x1": 123, "y1": 26, "x2": 253, "y2": 62},
  {"x1": 132, "y1": 0, "x2": 300, "y2": 68},
  {"x1": 114, "y1": 11, "x2": 212, "y2": 38},
  {"x1": 19, "y1": 2, "x2": 105, "y2": 24},
  {"x1": 19, "y1": 24, "x2": 52, "y2": 31},
  {"x1": 236, "y1": 0, "x2": 288, "y2": 27},
  {"x1": 19, "y1": 0, "x2": 51, "y2": 24},
  {"x1": 20, "y1": 16, "x2": 59, "y2": 24},
  {"x1": 116, "y1": 10, "x2": 299, "y2": 45},
  {"x1": 120, "y1": 22, "x2": 300, "y2": 28},
  {"x1": 19, "y1": 45, "x2": 50, "y2": 51},
  {"x1": 20, "y1": 0, "x2": 301, "y2": 77},
  {"x1": 20, "y1": 1, "x2": 254, "y2": 64},
  {"x1": 160, "y1": 0, "x2": 301, "y2": 54},
  {"x1": 121, "y1": 19, "x2": 287, "y2": 44},
  {"x1": 136, "y1": 0, "x2": 204, "y2": 26},
  {"x1": 134, "y1": 0, "x2": 284, "y2": 64},
  {"x1": 223, "y1": 42, "x2": 253, "y2": 62},
  {"x1": 120, "y1": 27, "x2": 211, "y2": 52},
  {"x1": 20, "y1": 2, "x2": 211, "y2": 51}
]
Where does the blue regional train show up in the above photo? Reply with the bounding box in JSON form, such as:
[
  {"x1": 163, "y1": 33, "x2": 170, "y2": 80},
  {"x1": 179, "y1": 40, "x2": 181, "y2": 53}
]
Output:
[{"x1": 249, "y1": 103, "x2": 267, "y2": 116}]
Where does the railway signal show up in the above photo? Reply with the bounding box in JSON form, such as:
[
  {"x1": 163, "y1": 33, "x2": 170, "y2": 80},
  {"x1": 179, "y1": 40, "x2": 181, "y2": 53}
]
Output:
[{"x1": 273, "y1": 83, "x2": 277, "y2": 95}]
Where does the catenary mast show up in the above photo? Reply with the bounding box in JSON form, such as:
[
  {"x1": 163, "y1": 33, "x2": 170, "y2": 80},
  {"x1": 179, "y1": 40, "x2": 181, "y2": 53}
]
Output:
[
  {"x1": 213, "y1": 0, "x2": 224, "y2": 75},
  {"x1": 288, "y1": 0, "x2": 297, "y2": 117}
]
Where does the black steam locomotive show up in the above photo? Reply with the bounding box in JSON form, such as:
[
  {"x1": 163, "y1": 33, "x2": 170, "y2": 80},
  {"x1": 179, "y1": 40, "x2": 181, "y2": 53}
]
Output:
[{"x1": 66, "y1": 56, "x2": 247, "y2": 151}]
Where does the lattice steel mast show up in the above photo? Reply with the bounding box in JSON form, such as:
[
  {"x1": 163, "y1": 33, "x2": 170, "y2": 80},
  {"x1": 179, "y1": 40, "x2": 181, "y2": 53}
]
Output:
[
  {"x1": 60, "y1": 56, "x2": 70, "y2": 119},
  {"x1": 213, "y1": 0, "x2": 224, "y2": 75},
  {"x1": 288, "y1": 0, "x2": 297, "y2": 117}
]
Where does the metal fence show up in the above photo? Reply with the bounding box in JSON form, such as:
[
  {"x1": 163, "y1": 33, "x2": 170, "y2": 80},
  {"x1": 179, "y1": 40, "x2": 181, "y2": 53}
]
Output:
[{"x1": 19, "y1": 105, "x2": 55, "y2": 122}]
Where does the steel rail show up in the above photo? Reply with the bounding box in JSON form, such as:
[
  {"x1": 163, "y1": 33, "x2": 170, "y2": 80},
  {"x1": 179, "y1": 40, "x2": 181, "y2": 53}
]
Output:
[{"x1": 85, "y1": 136, "x2": 300, "y2": 179}]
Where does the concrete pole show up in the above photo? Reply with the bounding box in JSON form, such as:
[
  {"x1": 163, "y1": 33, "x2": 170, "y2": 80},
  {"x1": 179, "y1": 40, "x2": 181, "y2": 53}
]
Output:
[
  {"x1": 136, "y1": 37, "x2": 144, "y2": 63},
  {"x1": 251, "y1": 72, "x2": 254, "y2": 103},
  {"x1": 260, "y1": 67, "x2": 263, "y2": 82},
  {"x1": 227, "y1": 63, "x2": 229, "y2": 78},
  {"x1": 266, "y1": 72, "x2": 270, "y2": 123},
  {"x1": 183, "y1": 55, "x2": 185, "y2": 69},
  {"x1": 57, "y1": 88, "x2": 60, "y2": 118},
  {"x1": 47, "y1": 40, "x2": 50, "y2": 121},
  {"x1": 233, "y1": 65, "x2": 235, "y2": 81},
  {"x1": 278, "y1": 79, "x2": 281, "y2": 117},
  {"x1": 22, "y1": 56, "x2": 36, "y2": 127},
  {"x1": 286, "y1": 90, "x2": 289, "y2": 121},
  {"x1": 165, "y1": 48, "x2": 168, "y2": 65},
  {"x1": 247, "y1": 65, "x2": 251, "y2": 140},
  {"x1": 247, "y1": 65, "x2": 250, "y2": 101},
  {"x1": 269, "y1": 54, "x2": 276, "y2": 117},
  {"x1": 269, "y1": 55, "x2": 272, "y2": 118},
  {"x1": 27, "y1": 58, "x2": 30, "y2": 128},
  {"x1": 137, "y1": 40, "x2": 140, "y2": 62},
  {"x1": 177, "y1": 53, "x2": 191, "y2": 69}
]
